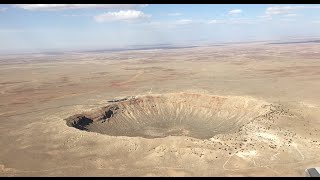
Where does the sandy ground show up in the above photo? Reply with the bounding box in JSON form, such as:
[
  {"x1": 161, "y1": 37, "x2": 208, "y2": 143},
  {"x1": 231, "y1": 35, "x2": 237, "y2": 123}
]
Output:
[{"x1": 1, "y1": 42, "x2": 320, "y2": 176}]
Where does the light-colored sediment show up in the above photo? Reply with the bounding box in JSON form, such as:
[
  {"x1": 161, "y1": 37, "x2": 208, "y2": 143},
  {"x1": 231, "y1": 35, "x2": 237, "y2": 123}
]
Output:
[{"x1": 1, "y1": 43, "x2": 320, "y2": 176}]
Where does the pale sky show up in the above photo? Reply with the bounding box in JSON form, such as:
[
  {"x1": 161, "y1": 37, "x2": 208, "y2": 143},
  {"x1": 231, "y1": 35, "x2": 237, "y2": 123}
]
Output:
[{"x1": 1, "y1": 4, "x2": 320, "y2": 52}]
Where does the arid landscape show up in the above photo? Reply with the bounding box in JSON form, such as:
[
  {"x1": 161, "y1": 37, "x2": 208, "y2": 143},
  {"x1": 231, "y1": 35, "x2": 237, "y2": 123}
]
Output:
[{"x1": 1, "y1": 42, "x2": 320, "y2": 176}]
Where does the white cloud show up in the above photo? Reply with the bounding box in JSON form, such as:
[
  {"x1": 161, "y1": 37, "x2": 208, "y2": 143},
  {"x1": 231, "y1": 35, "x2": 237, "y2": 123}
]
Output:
[
  {"x1": 176, "y1": 19, "x2": 193, "y2": 25},
  {"x1": 62, "y1": 14, "x2": 92, "y2": 17},
  {"x1": 258, "y1": 15, "x2": 273, "y2": 21},
  {"x1": 265, "y1": 5, "x2": 320, "y2": 16},
  {"x1": 284, "y1": 13, "x2": 298, "y2": 17},
  {"x1": 168, "y1": 13, "x2": 181, "y2": 16},
  {"x1": 279, "y1": 18, "x2": 296, "y2": 22},
  {"x1": 94, "y1": 10, "x2": 150, "y2": 23},
  {"x1": 208, "y1": 19, "x2": 218, "y2": 24},
  {"x1": 258, "y1": 15, "x2": 271, "y2": 18},
  {"x1": 228, "y1": 9, "x2": 242, "y2": 15},
  {"x1": 13, "y1": 4, "x2": 148, "y2": 11},
  {"x1": 266, "y1": 6, "x2": 300, "y2": 15},
  {"x1": 207, "y1": 18, "x2": 255, "y2": 25},
  {"x1": 230, "y1": 18, "x2": 256, "y2": 25},
  {"x1": 0, "y1": 7, "x2": 7, "y2": 12},
  {"x1": 207, "y1": 19, "x2": 226, "y2": 24}
]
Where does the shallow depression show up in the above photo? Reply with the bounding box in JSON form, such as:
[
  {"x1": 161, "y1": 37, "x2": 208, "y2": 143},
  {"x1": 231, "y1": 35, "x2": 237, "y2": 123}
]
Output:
[{"x1": 65, "y1": 93, "x2": 271, "y2": 139}]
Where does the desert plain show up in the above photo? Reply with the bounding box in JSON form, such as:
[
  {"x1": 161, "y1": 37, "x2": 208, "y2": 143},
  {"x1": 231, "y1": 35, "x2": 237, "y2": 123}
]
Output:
[{"x1": 1, "y1": 42, "x2": 320, "y2": 176}]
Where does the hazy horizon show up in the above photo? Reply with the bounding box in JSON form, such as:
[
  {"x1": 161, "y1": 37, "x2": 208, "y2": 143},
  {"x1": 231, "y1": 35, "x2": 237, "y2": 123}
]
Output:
[{"x1": 1, "y1": 4, "x2": 320, "y2": 53}]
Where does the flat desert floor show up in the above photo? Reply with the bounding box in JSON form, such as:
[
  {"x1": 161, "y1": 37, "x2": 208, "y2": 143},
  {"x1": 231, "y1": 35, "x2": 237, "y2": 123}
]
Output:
[{"x1": 1, "y1": 42, "x2": 320, "y2": 176}]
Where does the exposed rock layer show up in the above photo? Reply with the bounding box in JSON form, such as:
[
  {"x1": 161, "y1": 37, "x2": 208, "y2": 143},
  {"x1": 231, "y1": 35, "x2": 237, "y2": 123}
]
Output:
[{"x1": 65, "y1": 93, "x2": 271, "y2": 139}]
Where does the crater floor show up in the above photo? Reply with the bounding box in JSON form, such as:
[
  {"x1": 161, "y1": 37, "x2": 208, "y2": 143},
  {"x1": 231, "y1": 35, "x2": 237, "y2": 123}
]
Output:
[{"x1": 66, "y1": 93, "x2": 271, "y2": 139}]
